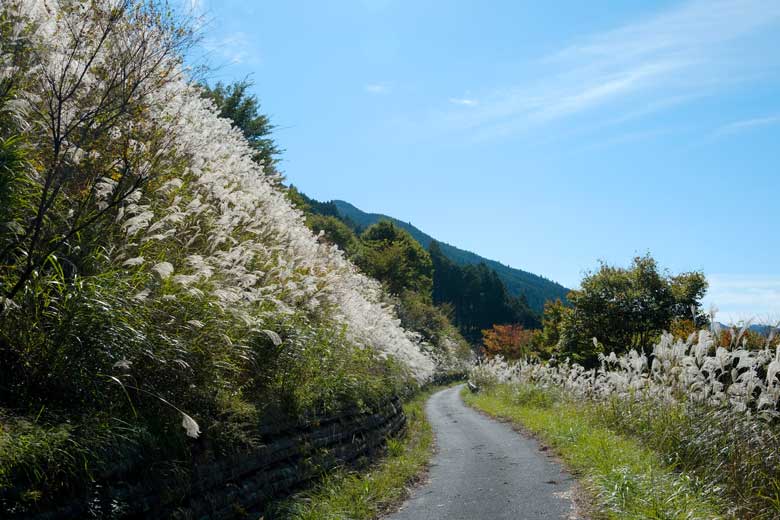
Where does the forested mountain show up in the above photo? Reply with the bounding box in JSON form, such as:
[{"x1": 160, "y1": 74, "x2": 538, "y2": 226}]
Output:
[
  {"x1": 331, "y1": 200, "x2": 569, "y2": 312},
  {"x1": 429, "y1": 242, "x2": 540, "y2": 342},
  {"x1": 288, "y1": 190, "x2": 539, "y2": 343}
]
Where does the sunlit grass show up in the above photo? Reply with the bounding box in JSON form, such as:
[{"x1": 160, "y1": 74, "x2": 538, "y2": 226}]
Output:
[{"x1": 463, "y1": 384, "x2": 725, "y2": 520}]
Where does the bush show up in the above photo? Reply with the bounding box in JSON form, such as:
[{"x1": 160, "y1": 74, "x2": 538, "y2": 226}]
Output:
[{"x1": 539, "y1": 255, "x2": 708, "y2": 365}]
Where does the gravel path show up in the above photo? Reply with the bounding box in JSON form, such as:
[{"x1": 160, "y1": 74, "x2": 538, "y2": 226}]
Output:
[{"x1": 387, "y1": 385, "x2": 579, "y2": 520}]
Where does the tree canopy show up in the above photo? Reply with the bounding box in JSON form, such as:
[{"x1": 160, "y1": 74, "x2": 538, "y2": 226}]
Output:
[
  {"x1": 355, "y1": 221, "x2": 433, "y2": 297},
  {"x1": 430, "y1": 241, "x2": 540, "y2": 342},
  {"x1": 542, "y1": 254, "x2": 708, "y2": 365},
  {"x1": 308, "y1": 214, "x2": 359, "y2": 254},
  {"x1": 481, "y1": 324, "x2": 538, "y2": 359}
]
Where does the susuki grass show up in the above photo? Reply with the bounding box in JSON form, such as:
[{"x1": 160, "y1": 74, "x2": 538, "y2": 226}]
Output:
[
  {"x1": 0, "y1": 0, "x2": 462, "y2": 514},
  {"x1": 595, "y1": 392, "x2": 780, "y2": 519},
  {"x1": 464, "y1": 384, "x2": 725, "y2": 520},
  {"x1": 265, "y1": 386, "x2": 438, "y2": 520},
  {"x1": 470, "y1": 323, "x2": 780, "y2": 519}
]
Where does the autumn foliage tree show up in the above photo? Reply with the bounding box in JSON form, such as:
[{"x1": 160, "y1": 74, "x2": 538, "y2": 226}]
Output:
[
  {"x1": 481, "y1": 324, "x2": 538, "y2": 360},
  {"x1": 718, "y1": 327, "x2": 775, "y2": 350}
]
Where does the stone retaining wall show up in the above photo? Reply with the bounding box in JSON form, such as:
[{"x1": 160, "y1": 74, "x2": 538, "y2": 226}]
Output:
[{"x1": 28, "y1": 396, "x2": 406, "y2": 520}]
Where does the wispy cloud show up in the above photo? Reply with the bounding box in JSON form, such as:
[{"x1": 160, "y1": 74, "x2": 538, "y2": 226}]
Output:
[
  {"x1": 202, "y1": 32, "x2": 254, "y2": 65},
  {"x1": 365, "y1": 83, "x2": 391, "y2": 94},
  {"x1": 533, "y1": 61, "x2": 684, "y2": 122},
  {"x1": 449, "y1": 97, "x2": 478, "y2": 107},
  {"x1": 577, "y1": 127, "x2": 679, "y2": 152},
  {"x1": 704, "y1": 274, "x2": 780, "y2": 323},
  {"x1": 714, "y1": 114, "x2": 780, "y2": 136},
  {"x1": 177, "y1": 0, "x2": 206, "y2": 19},
  {"x1": 434, "y1": 0, "x2": 780, "y2": 140}
]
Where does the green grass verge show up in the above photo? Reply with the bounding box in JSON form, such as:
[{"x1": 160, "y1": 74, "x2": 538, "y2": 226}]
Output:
[
  {"x1": 265, "y1": 386, "x2": 441, "y2": 519},
  {"x1": 462, "y1": 384, "x2": 725, "y2": 520}
]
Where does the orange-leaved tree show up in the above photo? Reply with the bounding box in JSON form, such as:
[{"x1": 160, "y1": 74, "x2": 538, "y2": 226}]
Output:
[{"x1": 481, "y1": 324, "x2": 538, "y2": 359}]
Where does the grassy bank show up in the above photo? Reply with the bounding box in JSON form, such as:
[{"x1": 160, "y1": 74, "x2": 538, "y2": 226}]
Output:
[
  {"x1": 463, "y1": 384, "x2": 725, "y2": 520},
  {"x1": 265, "y1": 386, "x2": 440, "y2": 519},
  {"x1": 0, "y1": 1, "x2": 470, "y2": 515}
]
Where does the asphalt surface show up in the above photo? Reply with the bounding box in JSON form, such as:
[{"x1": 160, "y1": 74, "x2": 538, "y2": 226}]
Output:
[{"x1": 387, "y1": 385, "x2": 578, "y2": 520}]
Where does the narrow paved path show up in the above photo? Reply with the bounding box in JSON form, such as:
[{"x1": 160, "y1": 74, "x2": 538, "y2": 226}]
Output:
[{"x1": 388, "y1": 385, "x2": 578, "y2": 520}]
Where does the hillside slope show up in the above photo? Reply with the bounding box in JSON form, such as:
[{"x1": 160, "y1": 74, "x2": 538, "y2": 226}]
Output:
[{"x1": 332, "y1": 200, "x2": 569, "y2": 312}]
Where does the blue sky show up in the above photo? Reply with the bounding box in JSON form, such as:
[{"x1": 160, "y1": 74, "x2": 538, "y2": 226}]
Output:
[{"x1": 186, "y1": 0, "x2": 780, "y2": 322}]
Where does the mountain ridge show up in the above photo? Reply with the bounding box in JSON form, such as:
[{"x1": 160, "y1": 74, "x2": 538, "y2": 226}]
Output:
[{"x1": 331, "y1": 200, "x2": 569, "y2": 312}]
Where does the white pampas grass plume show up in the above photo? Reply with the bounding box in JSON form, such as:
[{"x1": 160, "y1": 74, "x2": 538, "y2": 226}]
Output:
[
  {"x1": 152, "y1": 262, "x2": 174, "y2": 279},
  {"x1": 133, "y1": 289, "x2": 151, "y2": 301},
  {"x1": 262, "y1": 329, "x2": 282, "y2": 346},
  {"x1": 113, "y1": 359, "x2": 132, "y2": 370},
  {"x1": 123, "y1": 256, "x2": 145, "y2": 267},
  {"x1": 181, "y1": 413, "x2": 201, "y2": 438}
]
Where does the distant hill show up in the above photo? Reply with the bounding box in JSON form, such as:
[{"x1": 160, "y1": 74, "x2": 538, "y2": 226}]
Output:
[
  {"x1": 332, "y1": 200, "x2": 569, "y2": 312},
  {"x1": 716, "y1": 323, "x2": 779, "y2": 335},
  {"x1": 751, "y1": 324, "x2": 779, "y2": 335}
]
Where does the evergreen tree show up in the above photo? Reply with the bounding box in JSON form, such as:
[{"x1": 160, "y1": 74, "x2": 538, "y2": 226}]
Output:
[
  {"x1": 200, "y1": 79, "x2": 282, "y2": 176},
  {"x1": 429, "y1": 241, "x2": 539, "y2": 342},
  {"x1": 356, "y1": 221, "x2": 433, "y2": 297}
]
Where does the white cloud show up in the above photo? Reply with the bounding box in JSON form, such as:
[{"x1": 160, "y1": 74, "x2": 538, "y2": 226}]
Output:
[
  {"x1": 435, "y1": 0, "x2": 780, "y2": 140},
  {"x1": 202, "y1": 32, "x2": 254, "y2": 65},
  {"x1": 365, "y1": 83, "x2": 391, "y2": 94},
  {"x1": 533, "y1": 61, "x2": 684, "y2": 122},
  {"x1": 449, "y1": 97, "x2": 478, "y2": 106},
  {"x1": 715, "y1": 114, "x2": 780, "y2": 136},
  {"x1": 703, "y1": 274, "x2": 780, "y2": 323},
  {"x1": 548, "y1": 0, "x2": 779, "y2": 65}
]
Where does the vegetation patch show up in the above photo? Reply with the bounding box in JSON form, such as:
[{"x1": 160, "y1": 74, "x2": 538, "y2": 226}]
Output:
[
  {"x1": 266, "y1": 386, "x2": 439, "y2": 520},
  {"x1": 463, "y1": 384, "x2": 725, "y2": 520},
  {"x1": 0, "y1": 1, "x2": 473, "y2": 515}
]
